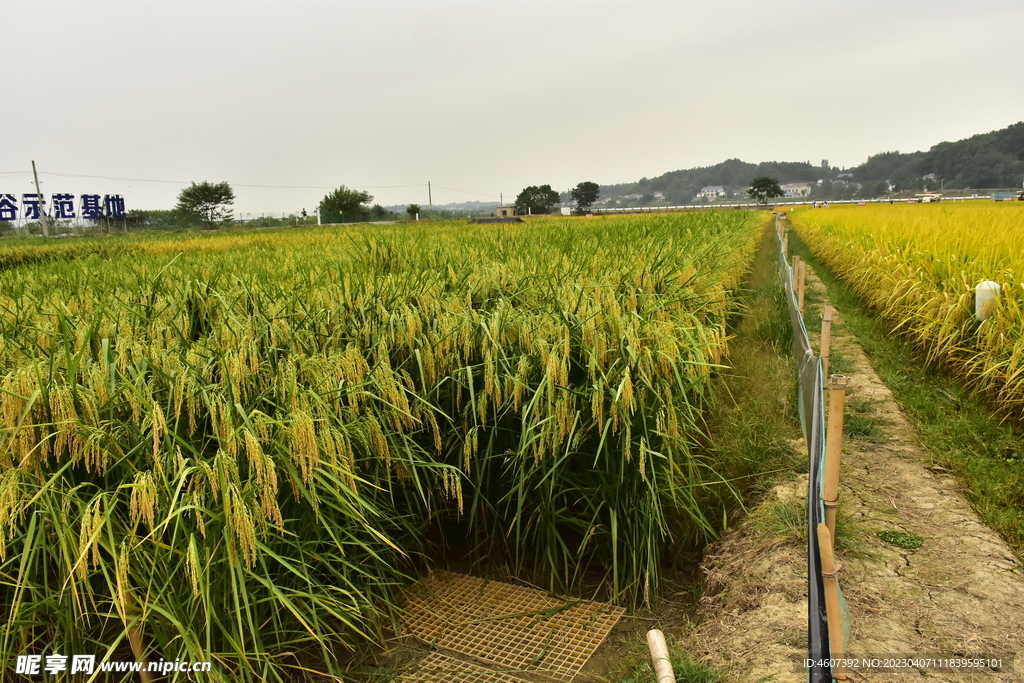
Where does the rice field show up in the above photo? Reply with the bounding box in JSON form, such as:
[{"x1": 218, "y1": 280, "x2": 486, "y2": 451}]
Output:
[
  {"x1": 789, "y1": 202, "x2": 1024, "y2": 417},
  {"x1": 0, "y1": 213, "x2": 766, "y2": 681}
]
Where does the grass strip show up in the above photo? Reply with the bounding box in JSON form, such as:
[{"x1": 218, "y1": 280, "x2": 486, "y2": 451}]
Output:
[{"x1": 702, "y1": 222, "x2": 805, "y2": 517}]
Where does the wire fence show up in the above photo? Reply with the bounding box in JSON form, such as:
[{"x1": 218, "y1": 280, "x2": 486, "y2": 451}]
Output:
[{"x1": 775, "y1": 214, "x2": 851, "y2": 682}]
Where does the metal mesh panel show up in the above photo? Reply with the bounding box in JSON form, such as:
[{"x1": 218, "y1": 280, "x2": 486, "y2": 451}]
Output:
[
  {"x1": 402, "y1": 571, "x2": 625, "y2": 682},
  {"x1": 397, "y1": 651, "x2": 532, "y2": 683},
  {"x1": 398, "y1": 652, "x2": 533, "y2": 683}
]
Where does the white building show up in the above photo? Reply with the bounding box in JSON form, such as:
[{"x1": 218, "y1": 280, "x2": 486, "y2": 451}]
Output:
[
  {"x1": 697, "y1": 186, "x2": 726, "y2": 200},
  {"x1": 781, "y1": 182, "x2": 813, "y2": 198}
]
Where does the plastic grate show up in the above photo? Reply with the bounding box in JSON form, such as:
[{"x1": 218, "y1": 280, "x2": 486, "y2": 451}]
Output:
[
  {"x1": 398, "y1": 652, "x2": 532, "y2": 683},
  {"x1": 402, "y1": 571, "x2": 625, "y2": 682}
]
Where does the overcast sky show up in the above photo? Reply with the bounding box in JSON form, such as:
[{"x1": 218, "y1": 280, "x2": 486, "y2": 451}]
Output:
[{"x1": 4, "y1": 0, "x2": 1023, "y2": 215}]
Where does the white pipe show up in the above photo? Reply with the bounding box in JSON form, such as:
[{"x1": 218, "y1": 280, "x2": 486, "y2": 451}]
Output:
[{"x1": 646, "y1": 629, "x2": 675, "y2": 683}]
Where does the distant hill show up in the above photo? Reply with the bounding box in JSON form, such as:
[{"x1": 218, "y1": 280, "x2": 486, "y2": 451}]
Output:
[
  {"x1": 601, "y1": 159, "x2": 829, "y2": 205},
  {"x1": 854, "y1": 122, "x2": 1024, "y2": 191},
  {"x1": 600, "y1": 121, "x2": 1024, "y2": 204},
  {"x1": 384, "y1": 200, "x2": 498, "y2": 214}
]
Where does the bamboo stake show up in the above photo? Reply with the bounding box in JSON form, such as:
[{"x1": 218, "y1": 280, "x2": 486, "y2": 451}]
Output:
[
  {"x1": 820, "y1": 305, "x2": 834, "y2": 380},
  {"x1": 797, "y1": 258, "x2": 806, "y2": 312},
  {"x1": 646, "y1": 629, "x2": 675, "y2": 683},
  {"x1": 792, "y1": 255, "x2": 801, "y2": 302},
  {"x1": 823, "y1": 374, "x2": 849, "y2": 542},
  {"x1": 816, "y1": 524, "x2": 848, "y2": 680}
]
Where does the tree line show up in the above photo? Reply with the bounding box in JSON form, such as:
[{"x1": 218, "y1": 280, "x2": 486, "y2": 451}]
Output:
[
  {"x1": 599, "y1": 120, "x2": 1024, "y2": 204},
  {"x1": 76, "y1": 119, "x2": 1024, "y2": 233}
]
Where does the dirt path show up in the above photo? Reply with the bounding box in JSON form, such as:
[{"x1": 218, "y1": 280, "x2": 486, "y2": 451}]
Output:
[{"x1": 683, "y1": 260, "x2": 1024, "y2": 682}]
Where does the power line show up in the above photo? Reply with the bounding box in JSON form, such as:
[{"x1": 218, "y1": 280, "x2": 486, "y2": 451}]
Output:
[
  {"x1": 40, "y1": 172, "x2": 428, "y2": 191},
  {"x1": 34, "y1": 170, "x2": 503, "y2": 198},
  {"x1": 19, "y1": 168, "x2": 507, "y2": 208},
  {"x1": 428, "y1": 184, "x2": 499, "y2": 197},
  {"x1": 41, "y1": 171, "x2": 191, "y2": 185}
]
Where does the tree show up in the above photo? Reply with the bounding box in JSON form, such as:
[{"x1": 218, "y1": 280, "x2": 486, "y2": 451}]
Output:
[
  {"x1": 570, "y1": 181, "x2": 600, "y2": 213},
  {"x1": 406, "y1": 204, "x2": 421, "y2": 220},
  {"x1": 747, "y1": 176, "x2": 783, "y2": 205},
  {"x1": 175, "y1": 181, "x2": 235, "y2": 228},
  {"x1": 370, "y1": 204, "x2": 388, "y2": 220},
  {"x1": 864, "y1": 180, "x2": 889, "y2": 198},
  {"x1": 514, "y1": 184, "x2": 560, "y2": 215},
  {"x1": 319, "y1": 185, "x2": 373, "y2": 224}
]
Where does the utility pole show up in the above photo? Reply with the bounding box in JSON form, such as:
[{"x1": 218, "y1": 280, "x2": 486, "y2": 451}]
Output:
[
  {"x1": 428, "y1": 181, "x2": 433, "y2": 218},
  {"x1": 31, "y1": 160, "x2": 50, "y2": 237}
]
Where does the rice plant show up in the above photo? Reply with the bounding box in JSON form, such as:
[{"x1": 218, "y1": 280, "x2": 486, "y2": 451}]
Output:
[
  {"x1": 0, "y1": 213, "x2": 766, "y2": 679},
  {"x1": 790, "y1": 203, "x2": 1024, "y2": 418}
]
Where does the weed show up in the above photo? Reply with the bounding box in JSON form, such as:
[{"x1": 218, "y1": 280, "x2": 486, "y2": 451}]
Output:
[
  {"x1": 876, "y1": 530, "x2": 924, "y2": 550},
  {"x1": 827, "y1": 348, "x2": 851, "y2": 375},
  {"x1": 618, "y1": 643, "x2": 723, "y2": 683},
  {"x1": 754, "y1": 496, "x2": 874, "y2": 557}
]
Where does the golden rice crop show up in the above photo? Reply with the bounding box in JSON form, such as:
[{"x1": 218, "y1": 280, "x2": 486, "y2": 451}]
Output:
[
  {"x1": 0, "y1": 213, "x2": 767, "y2": 681},
  {"x1": 790, "y1": 202, "x2": 1024, "y2": 415}
]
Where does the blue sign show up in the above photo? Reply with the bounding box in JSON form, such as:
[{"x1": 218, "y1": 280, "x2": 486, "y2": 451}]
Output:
[
  {"x1": 22, "y1": 194, "x2": 44, "y2": 220},
  {"x1": 80, "y1": 194, "x2": 103, "y2": 219},
  {"x1": 53, "y1": 193, "x2": 76, "y2": 219},
  {"x1": 0, "y1": 193, "x2": 127, "y2": 221},
  {"x1": 0, "y1": 194, "x2": 16, "y2": 221},
  {"x1": 104, "y1": 194, "x2": 126, "y2": 218}
]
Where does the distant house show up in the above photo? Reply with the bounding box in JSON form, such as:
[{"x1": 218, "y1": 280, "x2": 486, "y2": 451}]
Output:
[
  {"x1": 623, "y1": 193, "x2": 644, "y2": 200},
  {"x1": 781, "y1": 182, "x2": 813, "y2": 198},
  {"x1": 494, "y1": 205, "x2": 517, "y2": 218},
  {"x1": 923, "y1": 173, "x2": 937, "y2": 180},
  {"x1": 697, "y1": 186, "x2": 726, "y2": 200},
  {"x1": 653, "y1": 191, "x2": 666, "y2": 201},
  {"x1": 835, "y1": 172, "x2": 853, "y2": 184}
]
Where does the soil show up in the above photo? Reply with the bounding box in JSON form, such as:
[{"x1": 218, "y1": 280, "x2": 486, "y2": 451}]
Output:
[{"x1": 680, "y1": 258, "x2": 1024, "y2": 681}]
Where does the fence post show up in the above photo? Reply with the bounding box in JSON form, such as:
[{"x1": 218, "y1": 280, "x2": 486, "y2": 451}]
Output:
[
  {"x1": 820, "y1": 306, "x2": 834, "y2": 379},
  {"x1": 792, "y1": 256, "x2": 801, "y2": 305},
  {"x1": 816, "y1": 524, "x2": 848, "y2": 680},
  {"x1": 797, "y1": 258, "x2": 806, "y2": 312},
  {"x1": 823, "y1": 374, "x2": 848, "y2": 542},
  {"x1": 646, "y1": 630, "x2": 675, "y2": 683}
]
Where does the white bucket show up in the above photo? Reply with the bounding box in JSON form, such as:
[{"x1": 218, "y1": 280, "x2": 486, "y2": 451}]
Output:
[{"x1": 975, "y1": 280, "x2": 1001, "y2": 321}]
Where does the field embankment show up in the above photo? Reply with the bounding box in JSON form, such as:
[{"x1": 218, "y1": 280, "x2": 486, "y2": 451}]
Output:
[{"x1": 687, "y1": 228, "x2": 1024, "y2": 682}]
